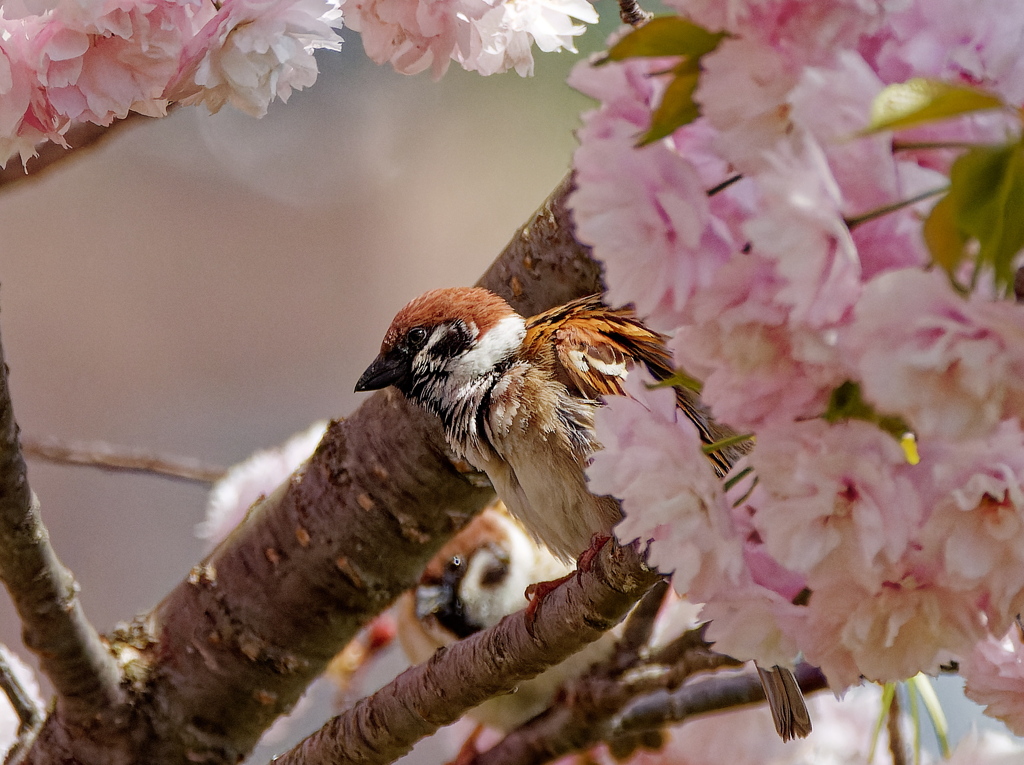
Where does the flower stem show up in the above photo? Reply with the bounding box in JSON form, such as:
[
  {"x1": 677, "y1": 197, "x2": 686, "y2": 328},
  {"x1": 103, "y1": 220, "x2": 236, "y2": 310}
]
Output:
[{"x1": 845, "y1": 186, "x2": 948, "y2": 230}]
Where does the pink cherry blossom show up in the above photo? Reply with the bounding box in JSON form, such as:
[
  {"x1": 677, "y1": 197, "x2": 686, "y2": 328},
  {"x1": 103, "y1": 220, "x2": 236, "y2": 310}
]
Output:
[
  {"x1": 699, "y1": 581, "x2": 806, "y2": 669},
  {"x1": 346, "y1": 0, "x2": 596, "y2": 78},
  {"x1": 671, "y1": 0, "x2": 905, "y2": 66},
  {"x1": 0, "y1": 0, "x2": 59, "y2": 19},
  {"x1": 743, "y1": 134, "x2": 862, "y2": 330},
  {"x1": 694, "y1": 37, "x2": 799, "y2": 176},
  {"x1": 845, "y1": 269, "x2": 1024, "y2": 442},
  {"x1": 803, "y1": 558, "x2": 986, "y2": 687},
  {"x1": 866, "y1": 0, "x2": 1024, "y2": 103},
  {"x1": 916, "y1": 420, "x2": 1024, "y2": 635},
  {"x1": 963, "y1": 627, "x2": 1024, "y2": 737},
  {"x1": 668, "y1": 254, "x2": 849, "y2": 431},
  {"x1": 786, "y1": 50, "x2": 947, "y2": 272},
  {"x1": 748, "y1": 419, "x2": 920, "y2": 580},
  {"x1": 31, "y1": 0, "x2": 202, "y2": 125},
  {"x1": 0, "y1": 23, "x2": 67, "y2": 165},
  {"x1": 569, "y1": 56, "x2": 740, "y2": 333},
  {"x1": 458, "y1": 0, "x2": 596, "y2": 77},
  {"x1": 343, "y1": 0, "x2": 474, "y2": 77},
  {"x1": 590, "y1": 373, "x2": 742, "y2": 598},
  {"x1": 168, "y1": 0, "x2": 342, "y2": 117}
]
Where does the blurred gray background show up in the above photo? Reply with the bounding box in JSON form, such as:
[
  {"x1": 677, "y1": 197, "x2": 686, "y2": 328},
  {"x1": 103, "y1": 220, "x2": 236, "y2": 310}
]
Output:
[{"x1": 0, "y1": 20, "x2": 1017, "y2": 764}]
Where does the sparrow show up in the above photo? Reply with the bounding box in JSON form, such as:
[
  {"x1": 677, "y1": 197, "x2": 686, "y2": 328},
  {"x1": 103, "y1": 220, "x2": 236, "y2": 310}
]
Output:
[
  {"x1": 395, "y1": 503, "x2": 617, "y2": 732},
  {"x1": 355, "y1": 287, "x2": 736, "y2": 560},
  {"x1": 356, "y1": 286, "x2": 811, "y2": 740}
]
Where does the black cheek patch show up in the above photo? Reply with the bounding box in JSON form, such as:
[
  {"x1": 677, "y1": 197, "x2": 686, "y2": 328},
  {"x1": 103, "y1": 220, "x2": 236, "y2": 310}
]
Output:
[{"x1": 428, "y1": 321, "x2": 474, "y2": 360}]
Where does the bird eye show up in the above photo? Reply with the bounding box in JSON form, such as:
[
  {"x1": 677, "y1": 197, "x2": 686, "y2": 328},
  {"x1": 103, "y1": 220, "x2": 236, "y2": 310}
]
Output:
[{"x1": 407, "y1": 326, "x2": 428, "y2": 348}]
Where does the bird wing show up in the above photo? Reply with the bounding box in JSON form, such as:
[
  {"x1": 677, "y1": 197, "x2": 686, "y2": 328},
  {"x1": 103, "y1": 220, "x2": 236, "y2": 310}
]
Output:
[{"x1": 522, "y1": 295, "x2": 740, "y2": 476}]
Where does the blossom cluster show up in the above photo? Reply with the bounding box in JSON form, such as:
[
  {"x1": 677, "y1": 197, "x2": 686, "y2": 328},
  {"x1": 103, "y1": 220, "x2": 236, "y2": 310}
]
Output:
[
  {"x1": 0, "y1": 0, "x2": 343, "y2": 165},
  {"x1": 571, "y1": 0, "x2": 1024, "y2": 733},
  {"x1": 344, "y1": 0, "x2": 596, "y2": 77},
  {"x1": 0, "y1": 0, "x2": 599, "y2": 167}
]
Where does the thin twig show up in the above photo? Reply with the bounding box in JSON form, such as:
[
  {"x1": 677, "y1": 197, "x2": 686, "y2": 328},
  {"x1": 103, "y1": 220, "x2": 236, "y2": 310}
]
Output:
[
  {"x1": 613, "y1": 578, "x2": 669, "y2": 669},
  {"x1": 706, "y1": 174, "x2": 743, "y2": 197},
  {"x1": 845, "y1": 186, "x2": 948, "y2": 229},
  {"x1": 0, "y1": 306, "x2": 125, "y2": 727},
  {"x1": 21, "y1": 435, "x2": 226, "y2": 485},
  {"x1": 0, "y1": 645, "x2": 43, "y2": 733},
  {"x1": 613, "y1": 662, "x2": 828, "y2": 735},
  {"x1": 0, "y1": 112, "x2": 156, "y2": 191},
  {"x1": 888, "y1": 688, "x2": 908, "y2": 765}
]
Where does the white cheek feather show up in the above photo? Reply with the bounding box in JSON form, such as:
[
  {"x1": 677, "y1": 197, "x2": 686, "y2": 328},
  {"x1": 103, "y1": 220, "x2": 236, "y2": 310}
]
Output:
[
  {"x1": 457, "y1": 315, "x2": 526, "y2": 376},
  {"x1": 460, "y1": 515, "x2": 572, "y2": 630}
]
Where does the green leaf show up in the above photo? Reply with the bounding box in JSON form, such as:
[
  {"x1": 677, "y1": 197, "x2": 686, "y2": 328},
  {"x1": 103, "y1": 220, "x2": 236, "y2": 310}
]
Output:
[
  {"x1": 908, "y1": 678, "x2": 922, "y2": 765},
  {"x1": 923, "y1": 193, "x2": 969, "y2": 276},
  {"x1": 722, "y1": 465, "x2": 753, "y2": 492},
  {"x1": 649, "y1": 368, "x2": 703, "y2": 393},
  {"x1": 701, "y1": 432, "x2": 755, "y2": 456},
  {"x1": 822, "y1": 381, "x2": 910, "y2": 441},
  {"x1": 597, "y1": 17, "x2": 728, "y2": 146},
  {"x1": 823, "y1": 381, "x2": 879, "y2": 424},
  {"x1": 908, "y1": 674, "x2": 951, "y2": 758},
  {"x1": 868, "y1": 683, "x2": 896, "y2": 763},
  {"x1": 866, "y1": 78, "x2": 1005, "y2": 133},
  {"x1": 947, "y1": 139, "x2": 1024, "y2": 291},
  {"x1": 603, "y1": 16, "x2": 727, "y2": 63},
  {"x1": 638, "y1": 61, "x2": 700, "y2": 145}
]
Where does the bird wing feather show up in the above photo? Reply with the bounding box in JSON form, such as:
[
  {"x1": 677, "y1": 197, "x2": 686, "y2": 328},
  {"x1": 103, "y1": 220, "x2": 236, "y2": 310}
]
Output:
[{"x1": 523, "y1": 295, "x2": 741, "y2": 476}]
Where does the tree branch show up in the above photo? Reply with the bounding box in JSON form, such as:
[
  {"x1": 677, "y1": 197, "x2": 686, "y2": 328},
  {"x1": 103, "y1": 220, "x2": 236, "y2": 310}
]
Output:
[
  {"x1": 0, "y1": 308, "x2": 126, "y2": 732},
  {"x1": 888, "y1": 688, "x2": 907, "y2": 765},
  {"x1": 15, "y1": 173, "x2": 602, "y2": 764},
  {"x1": 467, "y1": 627, "x2": 751, "y2": 765},
  {"x1": 613, "y1": 663, "x2": 828, "y2": 736},
  {"x1": 21, "y1": 435, "x2": 226, "y2": 485},
  {"x1": 0, "y1": 645, "x2": 43, "y2": 734},
  {"x1": 273, "y1": 542, "x2": 660, "y2": 765}
]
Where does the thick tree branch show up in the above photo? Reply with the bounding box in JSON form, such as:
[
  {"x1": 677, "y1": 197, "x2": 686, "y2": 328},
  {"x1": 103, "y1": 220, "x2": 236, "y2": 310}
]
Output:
[
  {"x1": 477, "y1": 173, "x2": 602, "y2": 315},
  {"x1": 21, "y1": 435, "x2": 226, "y2": 485},
  {"x1": 274, "y1": 542, "x2": 660, "y2": 765},
  {"x1": 0, "y1": 309, "x2": 126, "y2": 731},
  {"x1": 16, "y1": 173, "x2": 602, "y2": 764}
]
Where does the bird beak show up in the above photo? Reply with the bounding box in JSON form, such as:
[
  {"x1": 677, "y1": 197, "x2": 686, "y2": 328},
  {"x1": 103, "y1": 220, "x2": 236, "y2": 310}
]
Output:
[
  {"x1": 414, "y1": 584, "x2": 451, "y2": 620},
  {"x1": 354, "y1": 350, "x2": 410, "y2": 392}
]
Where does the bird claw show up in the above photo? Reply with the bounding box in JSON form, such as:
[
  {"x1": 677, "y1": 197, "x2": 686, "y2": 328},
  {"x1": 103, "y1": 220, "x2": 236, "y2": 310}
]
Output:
[
  {"x1": 575, "y1": 533, "x2": 612, "y2": 579},
  {"x1": 446, "y1": 723, "x2": 486, "y2": 765}
]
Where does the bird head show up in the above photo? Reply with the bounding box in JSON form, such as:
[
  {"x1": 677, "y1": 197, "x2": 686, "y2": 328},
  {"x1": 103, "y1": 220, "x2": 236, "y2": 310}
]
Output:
[
  {"x1": 354, "y1": 287, "x2": 526, "y2": 404},
  {"x1": 397, "y1": 504, "x2": 573, "y2": 651}
]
